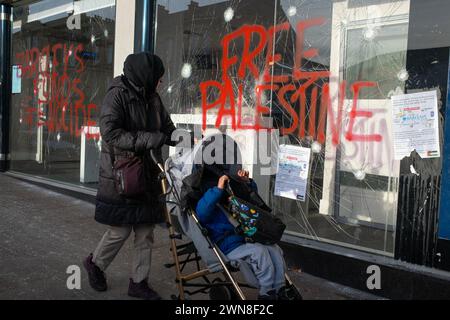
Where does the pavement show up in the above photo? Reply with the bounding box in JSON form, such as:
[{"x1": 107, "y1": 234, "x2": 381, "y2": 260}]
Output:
[{"x1": 0, "y1": 173, "x2": 383, "y2": 300}]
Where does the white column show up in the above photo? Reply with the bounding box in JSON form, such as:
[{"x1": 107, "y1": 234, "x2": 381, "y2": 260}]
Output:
[{"x1": 113, "y1": 0, "x2": 136, "y2": 77}]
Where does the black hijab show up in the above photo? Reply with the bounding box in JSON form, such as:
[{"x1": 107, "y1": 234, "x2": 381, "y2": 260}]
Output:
[{"x1": 123, "y1": 52, "x2": 165, "y2": 99}]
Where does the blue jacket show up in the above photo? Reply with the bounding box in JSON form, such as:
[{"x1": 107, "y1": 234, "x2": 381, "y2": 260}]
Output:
[{"x1": 196, "y1": 180, "x2": 257, "y2": 255}]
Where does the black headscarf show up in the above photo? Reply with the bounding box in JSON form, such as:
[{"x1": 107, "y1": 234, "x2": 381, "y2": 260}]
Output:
[{"x1": 123, "y1": 52, "x2": 165, "y2": 99}]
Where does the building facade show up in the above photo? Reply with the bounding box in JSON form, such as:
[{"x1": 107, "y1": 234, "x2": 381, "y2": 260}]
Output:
[{"x1": 1, "y1": 0, "x2": 450, "y2": 298}]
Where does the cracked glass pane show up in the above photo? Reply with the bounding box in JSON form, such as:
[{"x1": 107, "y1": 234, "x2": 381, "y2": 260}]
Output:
[
  {"x1": 9, "y1": 0, "x2": 115, "y2": 186},
  {"x1": 155, "y1": 0, "x2": 416, "y2": 256}
]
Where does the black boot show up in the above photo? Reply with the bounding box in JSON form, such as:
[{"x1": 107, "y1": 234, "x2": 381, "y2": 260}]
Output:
[
  {"x1": 83, "y1": 253, "x2": 107, "y2": 292},
  {"x1": 257, "y1": 289, "x2": 277, "y2": 300},
  {"x1": 277, "y1": 285, "x2": 303, "y2": 300},
  {"x1": 128, "y1": 279, "x2": 162, "y2": 300},
  {"x1": 277, "y1": 286, "x2": 290, "y2": 300}
]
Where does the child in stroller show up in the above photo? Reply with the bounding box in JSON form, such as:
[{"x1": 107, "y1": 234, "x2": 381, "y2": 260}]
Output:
[{"x1": 196, "y1": 166, "x2": 290, "y2": 300}]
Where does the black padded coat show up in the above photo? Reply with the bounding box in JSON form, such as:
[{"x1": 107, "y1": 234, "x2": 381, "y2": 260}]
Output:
[{"x1": 95, "y1": 54, "x2": 175, "y2": 226}]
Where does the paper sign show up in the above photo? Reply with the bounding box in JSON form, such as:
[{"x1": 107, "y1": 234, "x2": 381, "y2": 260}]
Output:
[
  {"x1": 391, "y1": 90, "x2": 440, "y2": 160},
  {"x1": 12, "y1": 65, "x2": 22, "y2": 94},
  {"x1": 274, "y1": 144, "x2": 311, "y2": 201}
]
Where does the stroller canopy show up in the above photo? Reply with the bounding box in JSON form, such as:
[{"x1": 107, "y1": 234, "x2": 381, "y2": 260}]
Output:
[
  {"x1": 164, "y1": 133, "x2": 249, "y2": 273},
  {"x1": 173, "y1": 133, "x2": 243, "y2": 182}
]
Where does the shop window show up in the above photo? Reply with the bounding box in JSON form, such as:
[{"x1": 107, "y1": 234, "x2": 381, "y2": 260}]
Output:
[
  {"x1": 344, "y1": 21, "x2": 409, "y2": 99},
  {"x1": 155, "y1": 0, "x2": 417, "y2": 256},
  {"x1": 9, "y1": 0, "x2": 116, "y2": 187}
]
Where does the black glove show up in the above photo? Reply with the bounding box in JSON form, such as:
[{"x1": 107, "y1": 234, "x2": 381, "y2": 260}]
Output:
[{"x1": 145, "y1": 131, "x2": 167, "y2": 150}]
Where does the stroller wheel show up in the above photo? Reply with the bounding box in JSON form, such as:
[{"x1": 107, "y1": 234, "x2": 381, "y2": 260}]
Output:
[
  {"x1": 209, "y1": 278, "x2": 238, "y2": 300},
  {"x1": 171, "y1": 294, "x2": 191, "y2": 300}
]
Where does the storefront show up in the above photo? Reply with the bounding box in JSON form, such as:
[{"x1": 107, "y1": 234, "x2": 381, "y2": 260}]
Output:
[
  {"x1": 1, "y1": 0, "x2": 450, "y2": 298},
  {"x1": 1, "y1": 0, "x2": 137, "y2": 191},
  {"x1": 153, "y1": 0, "x2": 450, "y2": 297}
]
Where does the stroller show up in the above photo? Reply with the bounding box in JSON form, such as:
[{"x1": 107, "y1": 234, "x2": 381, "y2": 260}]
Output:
[{"x1": 150, "y1": 133, "x2": 302, "y2": 300}]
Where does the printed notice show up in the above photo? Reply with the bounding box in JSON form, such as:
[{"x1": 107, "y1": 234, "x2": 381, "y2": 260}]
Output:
[
  {"x1": 391, "y1": 90, "x2": 440, "y2": 160},
  {"x1": 12, "y1": 65, "x2": 22, "y2": 94},
  {"x1": 274, "y1": 144, "x2": 311, "y2": 201}
]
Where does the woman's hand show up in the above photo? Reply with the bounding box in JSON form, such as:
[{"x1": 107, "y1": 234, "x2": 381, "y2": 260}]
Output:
[
  {"x1": 217, "y1": 175, "x2": 229, "y2": 189},
  {"x1": 237, "y1": 170, "x2": 250, "y2": 182}
]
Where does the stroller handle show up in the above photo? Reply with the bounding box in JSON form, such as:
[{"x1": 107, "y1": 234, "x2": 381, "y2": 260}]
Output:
[
  {"x1": 149, "y1": 149, "x2": 164, "y2": 172},
  {"x1": 149, "y1": 149, "x2": 159, "y2": 164}
]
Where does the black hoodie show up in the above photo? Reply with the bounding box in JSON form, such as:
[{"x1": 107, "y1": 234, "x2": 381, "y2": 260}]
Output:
[{"x1": 123, "y1": 52, "x2": 165, "y2": 100}]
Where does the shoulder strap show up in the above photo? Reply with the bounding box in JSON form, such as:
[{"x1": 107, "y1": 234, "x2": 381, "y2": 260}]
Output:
[{"x1": 217, "y1": 203, "x2": 239, "y2": 228}]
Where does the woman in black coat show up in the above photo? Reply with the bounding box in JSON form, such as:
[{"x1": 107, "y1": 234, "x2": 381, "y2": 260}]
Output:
[{"x1": 83, "y1": 52, "x2": 175, "y2": 300}]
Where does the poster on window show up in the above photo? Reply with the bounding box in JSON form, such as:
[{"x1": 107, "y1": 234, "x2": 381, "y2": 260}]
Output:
[
  {"x1": 12, "y1": 65, "x2": 22, "y2": 94},
  {"x1": 274, "y1": 145, "x2": 311, "y2": 201},
  {"x1": 391, "y1": 90, "x2": 440, "y2": 160}
]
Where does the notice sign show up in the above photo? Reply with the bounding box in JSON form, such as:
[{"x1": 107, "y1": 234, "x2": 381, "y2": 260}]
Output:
[
  {"x1": 274, "y1": 145, "x2": 311, "y2": 201},
  {"x1": 391, "y1": 90, "x2": 440, "y2": 160},
  {"x1": 12, "y1": 65, "x2": 22, "y2": 94}
]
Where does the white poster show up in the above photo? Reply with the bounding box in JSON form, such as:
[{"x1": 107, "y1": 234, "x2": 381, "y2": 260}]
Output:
[
  {"x1": 274, "y1": 145, "x2": 311, "y2": 201},
  {"x1": 391, "y1": 90, "x2": 440, "y2": 160},
  {"x1": 12, "y1": 65, "x2": 22, "y2": 94}
]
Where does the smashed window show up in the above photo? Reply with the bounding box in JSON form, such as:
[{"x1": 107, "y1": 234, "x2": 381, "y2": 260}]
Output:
[
  {"x1": 9, "y1": 0, "x2": 116, "y2": 185},
  {"x1": 155, "y1": 0, "x2": 436, "y2": 256}
]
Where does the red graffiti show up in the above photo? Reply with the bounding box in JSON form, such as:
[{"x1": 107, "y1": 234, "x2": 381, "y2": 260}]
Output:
[
  {"x1": 200, "y1": 19, "x2": 382, "y2": 146},
  {"x1": 15, "y1": 42, "x2": 98, "y2": 139}
]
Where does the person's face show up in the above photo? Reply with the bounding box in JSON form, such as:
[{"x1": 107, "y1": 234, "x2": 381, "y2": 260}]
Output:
[{"x1": 156, "y1": 77, "x2": 163, "y2": 91}]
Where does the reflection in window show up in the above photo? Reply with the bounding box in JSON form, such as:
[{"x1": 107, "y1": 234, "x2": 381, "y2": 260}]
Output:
[
  {"x1": 155, "y1": 0, "x2": 411, "y2": 256},
  {"x1": 345, "y1": 22, "x2": 409, "y2": 99},
  {"x1": 10, "y1": 0, "x2": 116, "y2": 187}
]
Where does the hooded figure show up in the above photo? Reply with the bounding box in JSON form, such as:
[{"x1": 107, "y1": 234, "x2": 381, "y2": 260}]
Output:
[
  {"x1": 123, "y1": 52, "x2": 165, "y2": 100},
  {"x1": 84, "y1": 53, "x2": 175, "y2": 300},
  {"x1": 95, "y1": 52, "x2": 175, "y2": 225}
]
